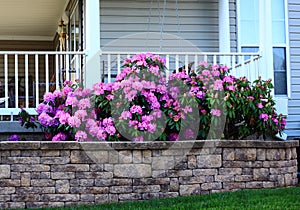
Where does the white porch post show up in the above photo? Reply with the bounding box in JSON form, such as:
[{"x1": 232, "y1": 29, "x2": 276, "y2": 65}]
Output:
[
  {"x1": 219, "y1": 0, "x2": 231, "y2": 65},
  {"x1": 85, "y1": 0, "x2": 101, "y2": 88}
]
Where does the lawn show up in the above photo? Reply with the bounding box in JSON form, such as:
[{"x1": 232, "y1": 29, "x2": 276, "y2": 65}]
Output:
[{"x1": 28, "y1": 186, "x2": 300, "y2": 210}]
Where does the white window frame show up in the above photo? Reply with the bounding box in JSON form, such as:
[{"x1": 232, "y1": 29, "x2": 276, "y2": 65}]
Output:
[{"x1": 236, "y1": 0, "x2": 290, "y2": 115}]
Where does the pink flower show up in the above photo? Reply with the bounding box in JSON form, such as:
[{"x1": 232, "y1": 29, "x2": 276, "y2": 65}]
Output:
[
  {"x1": 133, "y1": 136, "x2": 143, "y2": 142},
  {"x1": 211, "y1": 109, "x2": 221, "y2": 117},
  {"x1": 52, "y1": 133, "x2": 67, "y2": 141},
  {"x1": 213, "y1": 80, "x2": 223, "y2": 91},
  {"x1": 184, "y1": 128, "x2": 194, "y2": 139},
  {"x1": 75, "y1": 131, "x2": 87, "y2": 141},
  {"x1": 58, "y1": 112, "x2": 71, "y2": 124},
  {"x1": 65, "y1": 96, "x2": 78, "y2": 107},
  {"x1": 169, "y1": 133, "x2": 179, "y2": 141},
  {"x1": 68, "y1": 116, "x2": 81, "y2": 128},
  {"x1": 226, "y1": 85, "x2": 235, "y2": 91},
  {"x1": 259, "y1": 113, "x2": 269, "y2": 121},
  {"x1": 256, "y1": 103, "x2": 264, "y2": 109},
  {"x1": 130, "y1": 105, "x2": 143, "y2": 115},
  {"x1": 105, "y1": 125, "x2": 116, "y2": 135},
  {"x1": 182, "y1": 105, "x2": 192, "y2": 114},
  {"x1": 43, "y1": 92, "x2": 55, "y2": 103},
  {"x1": 198, "y1": 61, "x2": 208, "y2": 67},
  {"x1": 202, "y1": 70, "x2": 211, "y2": 76},
  {"x1": 74, "y1": 110, "x2": 88, "y2": 120},
  {"x1": 78, "y1": 98, "x2": 91, "y2": 109}
]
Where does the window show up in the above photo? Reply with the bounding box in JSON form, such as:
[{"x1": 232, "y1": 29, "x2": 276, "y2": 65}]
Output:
[
  {"x1": 271, "y1": 0, "x2": 287, "y2": 95},
  {"x1": 238, "y1": 0, "x2": 288, "y2": 96},
  {"x1": 68, "y1": 0, "x2": 83, "y2": 52}
]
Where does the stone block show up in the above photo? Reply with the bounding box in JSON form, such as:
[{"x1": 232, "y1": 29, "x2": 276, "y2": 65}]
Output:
[
  {"x1": 179, "y1": 184, "x2": 200, "y2": 196},
  {"x1": 11, "y1": 194, "x2": 40, "y2": 202},
  {"x1": 2, "y1": 157, "x2": 40, "y2": 164},
  {"x1": 215, "y1": 175, "x2": 235, "y2": 182},
  {"x1": 197, "y1": 155, "x2": 222, "y2": 168},
  {"x1": 187, "y1": 155, "x2": 197, "y2": 169},
  {"x1": 142, "y1": 150, "x2": 152, "y2": 163},
  {"x1": 132, "y1": 150, "x2": 142, "y2": 163},
  {"x1": 118, "y1": 193, "x2": 141, "y2": 201},
  {"x1": 31, "y1": 179, "x2": 55, "y2": 187},
  {"x1": 201, "y1": 182, "x2": 222, "y2": 191},
  {"x1": 56, "y1": 180, "x2": 70, "y2": 194},
  {"x1": 253, "y1": 168, "x2": 269, "y2": 181},
  {"x1": 76, "y1": 171, "x2": 113, "y2": 179},
  {"x1": 51, "y1": 172, "x2": 75, "y2": 179},
  {"x1": 119, "y1": 150, "x2": 133, "y2": 163},
  {"x1": 0, "y1": 179, "x2": 20, "y2": 187},
  {"x1": 235, "y1": 148, "x2": 256, "y2": 161},
  {"x1": 223, "y1": 182, "x2": 245, "y2": 190},
  {"x1": 170, "y1": 178, "x2": 179, "y2": 192},
  {"x1": 266, "y1": 149, "x2": 281, "y2": 161},
  {"x1": 16, "y1": 187, "x2": 55, "y2": 194},
  {"x1": 80, "y1": 194, "x2": 95, "y2": 202},
  {"x1": 41, "y1": 157, "x2": 70, "y2": 164},
  {"x1": 193, "y1": 169, "x2": 217, "y2": 176},
  {"x1": 40, "y1": 150, "x2": 60, "y2": 157},
  {"x1": 179, "y1": 176, "x2": 206, "y2": 184},
  {"x1": 70, "y1": 150, "x2": 95, "y2": 164},
  {"x1": 235, "y1": 175, "x2": 253, "y2": 182},
  {"x1": 95, "y1": 194, "x2": 109, "y2": 204},
  {"x1": 0, "y1": 187, "x2": 15, "y2": 194},
  {"x1": 114, "y1": 164, "x2": 151, "y2": 178},
  {"x1": 256, "y1": 149, "x2": 266, "y2": 161},
  {"x1": 51, "y1": 164, "x2": 89, "y2": 172},
  {"x1": 219, "y1": 168, "x2": 242, "y2": 175},
  {"x1": 133, "y1": 185, "x2": 160, "y2": 193},
  {"x1": 0, "y1": 165, "x2": 10, "y2": 178},
  {"x1": 223, "y1": 148, "x2": 235, "y2": 161},
  {"x1": 245, "y1": 181, "x2": 263, "y2": 189},
  {"x1": 40, "y1": 194, "x2": 79, "y2": 202}
]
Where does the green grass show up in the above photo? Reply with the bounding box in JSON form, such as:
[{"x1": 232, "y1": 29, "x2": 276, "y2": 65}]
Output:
[{"x1": 28, "y1": 187, "x2": 300, "y2": 210}]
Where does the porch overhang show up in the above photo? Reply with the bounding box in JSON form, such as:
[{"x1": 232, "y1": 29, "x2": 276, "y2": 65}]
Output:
[{"x1": 0, "y1": 0, "x2": 68, "y2": 41}]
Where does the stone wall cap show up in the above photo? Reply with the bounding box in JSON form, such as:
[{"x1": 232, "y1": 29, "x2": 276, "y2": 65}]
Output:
[{"x1": 0, "y1": 140, "x2": 298, "y2": 150}]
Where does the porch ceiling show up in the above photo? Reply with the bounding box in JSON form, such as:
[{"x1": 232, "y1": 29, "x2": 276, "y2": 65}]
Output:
[{"x1": 0, "y1": 0, "x2": 68, "y2": 41}]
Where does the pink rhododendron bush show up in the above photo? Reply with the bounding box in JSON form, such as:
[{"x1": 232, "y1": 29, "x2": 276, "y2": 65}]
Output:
[{"x1": 19, "y1": 53, "x2": 286, "y2": 141}]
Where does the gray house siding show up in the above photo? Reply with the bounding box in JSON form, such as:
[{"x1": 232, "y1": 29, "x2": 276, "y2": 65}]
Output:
[
  {"x1": 287, "y1": 0, "x2": 300, "y2": 136},
  {"x1": 100, "y1": 0, "x2": 231, "y2": 52}
]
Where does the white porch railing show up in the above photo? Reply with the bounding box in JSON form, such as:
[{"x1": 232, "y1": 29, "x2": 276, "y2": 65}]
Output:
[
  {"x1": 100, "y1": 51, "x2": 261, "y2": 83},
  {"x1": 0, "y1": 51, "x2": 86, "y2": 119}
]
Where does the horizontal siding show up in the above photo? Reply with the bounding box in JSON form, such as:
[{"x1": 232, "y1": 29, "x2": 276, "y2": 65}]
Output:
[
  {"x1": 229, "y1": 0, "x2": 237, "y2": 52},
  {"x1": 100, "y1": 0, "x2": 220, "y2": 52},
  {"x1": 287, "y1": 0, "x2": 300, "y2": 136}
]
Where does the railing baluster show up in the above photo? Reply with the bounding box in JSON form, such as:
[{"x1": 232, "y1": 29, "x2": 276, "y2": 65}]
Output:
[
  {"x1": 4, "y1": 54, "x2": 8, "y2": 108},
  {"x1": 45, "y1": 54, "x2": 49, "y2": 93},
  {"x1": 213, "y1": 55, "x2": 217, "y2": 65},
  {"x1": 66, "y1": 53, "x2": 70, "y2": 81},
  {"x1": 194, "y1": 55, "x2": 198, "y2": 72},
  {"x1": 185, "y1": 54, "x2": 189, "y2": 74},
  {"x1": 25, "y1": 54, "x2": 29, "y2": 108},
  {"x1": 107, "y1": 54, "x2": 111, "y2": 83},
  {"x1": 35, "y1": 54, "x2": 39, "y2": 107},
  {"x1": 175, "y1": 54, "x2": 179, "y2": 73},
  {"x1": 117, "y1": 54, "x2": 121, "y2": 75},
  {"x1": 15, "y1": 54, "x2": 18, "y2": 108},
  {"x1": 166, "y1": 54, "x2": 170, "y2": 80},
  {"x1": 55, "y1": 54, "x2": 60, "y2": 90}
]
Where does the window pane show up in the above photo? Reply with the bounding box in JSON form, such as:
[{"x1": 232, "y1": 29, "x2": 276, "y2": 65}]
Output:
[
  {"x1": 273, "y1": 47, "x2": 287, "y2": 95},
  {"x1": 273, "y1": 47, "x2": 286, "y2": 70},
  {"x1": 242, "y1": 47, "x2": 259, "y2": 60},
  {"x1": 272, "y1": 0, "x2": 285, "y2": 19},
  {"x1": 271, "y1": 0, "x2": 286, "y2": 44},
  {"x1": 239, "y1": 0, "x2": 259, "y2": 45},
  {"x1": 272, "y1": 21, "x2": 286, "y2": 44},
  {"x1": 274, "y1": 72, "x2": 287, "y2": 95}
]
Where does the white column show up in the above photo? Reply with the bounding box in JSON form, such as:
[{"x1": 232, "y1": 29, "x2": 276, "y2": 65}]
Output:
[
  {"x1": 85, "y1": 0, "x2": 101, "y2": 88},
  {"x1": 259, "y1": 0, "x2": 273, "y2": 82},
  {"x1": 219, "y1": 0, "x2": 231, "y2": 65}
]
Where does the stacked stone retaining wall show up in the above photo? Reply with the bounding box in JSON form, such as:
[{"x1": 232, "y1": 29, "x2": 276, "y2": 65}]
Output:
[{"x1": 0, "y1": 140, "x2": 298, "y2": 209}]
